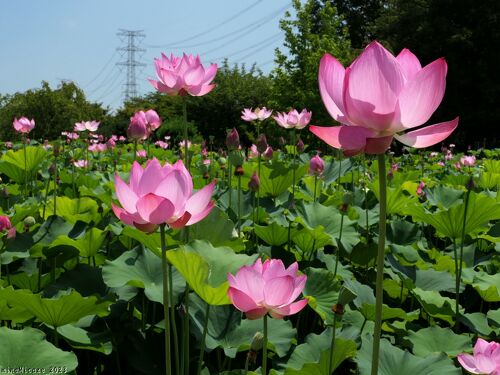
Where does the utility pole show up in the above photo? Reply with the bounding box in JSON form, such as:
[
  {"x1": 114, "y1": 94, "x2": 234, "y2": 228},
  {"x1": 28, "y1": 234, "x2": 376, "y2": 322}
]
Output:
[{"x1": 116, "y1": 29, "x2": 146, "y2": 102}]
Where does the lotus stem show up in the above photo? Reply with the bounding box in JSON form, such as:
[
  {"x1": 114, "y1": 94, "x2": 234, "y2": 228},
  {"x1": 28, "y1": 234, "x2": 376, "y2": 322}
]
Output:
[
  {"x1": 169, "y1": 263, "x2": 180, "y2": 375},
  {"x1": 456, "y1": 187, "x2": 471, "y2": 332},
  {"x1": 196, "y1": 303, "x2": 210, "y2": 375},
  {"x1": 262, "y1": 314, "x2": 268, "y2": 375},
  {"x1": 160, "y1": 224, "x2": 172, "y2": 375},
  {"x1": 133, "y1": 140, "x2": 137, "y2": 163},
  {"x1": 182, "y1": 98, "x2": 189, "y2": 171},
  {"x1": 371, "y1": 153, "x2": 387, "y2": 375},
  {"x1": 333, "y1": 212, "x2": 344, "y2": 279},
  {"x1": 328, "y1": 314, "x2": 339, "y2": 375},
  {"x1": 291, "y1": 130, "x2": 297, "y2": 203},
  {"x1": 22, "y1": 135, "x2": 27, "y2": 198},
  {"x1": 237, "y1": 174, "x2": 242, "y2": 236},
  {"x1": 182, "y1": 287, "x2": 190, "y2": 375},
  {"x1": 313, "y1": 175, "x2": 318, "y2": 202}
]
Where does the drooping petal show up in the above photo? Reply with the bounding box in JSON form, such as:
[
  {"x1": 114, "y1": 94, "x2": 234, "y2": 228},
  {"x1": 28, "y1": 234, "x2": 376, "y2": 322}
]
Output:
[
  {"x1": 309, "y1": 125, "x2": 374, "y2": 151},
  {"x1": 343, "y1": 41, "x2": 405, "y2": 131},
  {"x1": 169, "y1": 211, "x2": 192, "y2": 229},
  {"x1": 136, "y1": 194, "x2": 175, "y2": 225},
  {"x1": 269, "y1": 299, "x2": 308, "y2": 319},
  {"x1": 114, "y1": 175, "x2": 139, "y2": 213},
  {"x1": 318, "y1": 53, "x2": 347, "y2": 121},
  {"x1": 227, "y1": 288, "x2": 259, "y2": 312},
  {"x1": 245, "y1": 307, "x2": 268, "y2": 320},
  {"x1": 394, "y1": 117, "x2": 458, "y2": 148},
  {"x1": 396, "y1": 48, "x2": 422, "y2": 81},
  {"x1": 364, "y1": 135, "x2": 393, "y2": 154},
  {"x1": 184, "y1": 180, "x2": 215, "y2": 216},
  {"x1": 396, "y1": 58, "x2": 448, "y2": 129},
  {"x1": 185, "y1": 201, "x2": 214, "y2": 226},
  {"x1": 203, "y1": 64, "x2": 218, "y2": 84},
  {"x1": 263, "y1": 276, "x2": 295, "y2": 306}
]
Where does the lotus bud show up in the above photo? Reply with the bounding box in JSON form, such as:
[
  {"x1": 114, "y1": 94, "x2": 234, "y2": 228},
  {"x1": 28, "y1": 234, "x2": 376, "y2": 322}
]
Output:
[
  {"x1": 466, "y1": 177, "x2": 475, "y2": 191},
  {"x1": 250, "y1": 332, "x2": 264, "y2": 352},
  {"x1": 256, "y1": 134, "x2": 268, "y2": 154},
  {"x1": 248, "y1": 172, "x2": 260, "y2": 192},
  {"x1": 263, "y1": 146, "x2": 273, "y2": 160},
  {"x1": 296, "y1": 138, "x2": 304, "y2": 153},
  {"x1": 23, "y1": 216, "x2": 36, "y2": 228},
  {"x1": 309, "y1": 154, "x2": 325, "y2": 176},
  {"x1": 127, "y1": 111, "x2": 148, "y2": 140},
  {"x1": 226, "y1": 128, "x2": 240, "y2": 150}
]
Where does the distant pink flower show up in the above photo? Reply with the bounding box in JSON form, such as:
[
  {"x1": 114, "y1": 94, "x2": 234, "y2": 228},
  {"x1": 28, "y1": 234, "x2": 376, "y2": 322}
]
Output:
[
  {"x1": 202, "y1": 159, "x2": 211, "y2": 166},
  {"x1": 416, "y1": 181, "x2": 426, "y2": 196},
  {"x1": 454, "y1": 162, "x2": 462, "y2": 170},
  {"x1": 119, "y1": 136, "x2": 126, "y2": 142},
  {"x1": 310, "y1": 41, "x2": 458, "y2": 156},
  {"x1": 227, "y1": 258, "x2": 308, "y2": 319},
  {"x1": 112, "y1": 158, "x2": 215, "y2": 233},
  {"x1": 136, "y1": 150, "x2": 147, "y2": 158},
  {"x1": 430, "y1": 152, "x2": 439, "y2": 158},
  {"x1": 274, "y1": 109, "x2": 312, "y2": 129},
  {"x1": 391, "y1": 163, "x2": 399, "y2": 172},
  {"x1": 457, "y1": 338, "x2": 500, "y2": 375},
  {"x1": 73, "y1": 160, "x2": 88, "y2": 168},
  {"x1": 106, "y1": 138, "x2": 116, "y2": 149},
  {"x1": 437, "y1": 161, "x2": 445, "y2": 167},
  {"x1": 460, "y1": 155, "x2": 476, "y2": 167},
  {"x1": 149, "y1": 53, "x2": 217, "y2": 96},
  {"x1": 155, "y1": 140, "x2": 169, "y2": 149},
  {"x1": 0, "y1": 215, "x2": 16, "y2": 240},
  {"x1": 309, "y1": 154, "x2": 325, "y2": 176},
  {"x1": 65, "y1": 132, "x2": 79, "y2": 140},
  {"x1": 13, "y1": 117, "x2": 35, "y2": 134},
  {"x1": 179, "y1": 140, "x2": 192, "y2": 149},
  {"x1": 445, "y1": 151, "x2": 453, "y2": 160},
  {"x1": 88, "y1": 143, "x2": 107, "y2": 152},
  {"x1": 241, "y1": 107, "x2": 273, "y2": 122},
  {"x1": 4, "y1": 142, "x2": 13, "y2": 149},
  {"x1": 74, "y1": 120, "x2": 100, "y2": 132},
  {"x1": 248, "y1": 144, "x2": 259, "y2": 159}
]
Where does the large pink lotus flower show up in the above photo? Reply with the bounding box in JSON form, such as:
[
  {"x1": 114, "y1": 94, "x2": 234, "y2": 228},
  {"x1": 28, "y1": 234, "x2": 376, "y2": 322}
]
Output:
[
  {"x1": 310, "y1": 41, "x2": 458, "y2": 156},
  {"x1": 74, "y1": 120, "x2": 100, "y2": 132},
  {"x1": 227, "y1": 258, "x2": 308, "y2": 319},
  {"x1": 149, "y1": 53, "x2": 217, "y2": 96},
  {"x1": 274, "y1": 109, "x2": 312, "y2": 129},
  {"x1": 457, "y1": 338, "x2": 500, "y2": 375},
  {"x1": 112, "y1": 158, "x2": 215, "y2": 233},
  {"x1": 13, "y1": 117, "x2": 35, "y2": 134},
  {"x1": 241, "y1": 107, "x2": 273, "y2": 122}
]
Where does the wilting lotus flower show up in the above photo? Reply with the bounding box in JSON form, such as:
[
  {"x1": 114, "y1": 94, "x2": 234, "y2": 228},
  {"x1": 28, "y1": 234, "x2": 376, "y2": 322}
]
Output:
[
  {"x1": 13, "y1": 117, "x2": 35, "y2": 134},
  {"x1": 274, "y1": 109, "x2": 312, "y2": 129},
  {"x1": 112, "y1": 158, "x2": 215, "y2": 233},
  {"x1": 457, "y1": 338, "x2": 500, "y2": 375},
  {"x1": 309, "y1": 154, "x2": 325, "y2": 176},
  {"x1": 74, "y1": 120, "x2": 100, "y2": 132},
  {"x1": 227, "y1": 258, "x2": 308, "y2": 319},
  {"x1": 460, "y1": 155, "x2": 476, "y2": 167},
  {"x1": 310, "y1": 41, "x2": 458, "y2": 156},
  {"x1": 73, "y1": 160, "x2": 88, "y2": 168},
  {"x1": 241, "y1": 107, "x2": 273, "y2": 122},
  {"x1": 149, "y1": 53, "x2": 217, "y2": 96}
]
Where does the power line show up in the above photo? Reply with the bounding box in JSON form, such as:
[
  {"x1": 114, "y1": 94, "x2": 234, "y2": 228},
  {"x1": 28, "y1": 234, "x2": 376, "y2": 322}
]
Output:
[
  {"x1": 94, "y1": 72, "x2": 124, "y2": 103},
  {"x1": 234, "y1": 34, "x2": 283, "y2": 63},
  {"x1": 116, "y1": 29, "x2": 146, "y2": 101},
  {"x1": 81, "y1": 51, "x2": 118, "y2": 89},
  {"x1": 209, "y1": 32, "x2": 282, "y2": 61},
  {"x1": 86, "y1": 68, "x2": 121, "y2": 95},
  {"x1": 145, "y1": 0, "x2": 263, "y2": 48},
  {"x1": 147, "y1": 3, "x2": 290, "y2": 51}
]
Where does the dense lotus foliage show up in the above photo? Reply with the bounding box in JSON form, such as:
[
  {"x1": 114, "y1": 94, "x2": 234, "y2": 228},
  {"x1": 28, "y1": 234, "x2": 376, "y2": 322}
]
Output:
[{"x1": 0, "y1": 43, "x2": 499, "y2": 375}]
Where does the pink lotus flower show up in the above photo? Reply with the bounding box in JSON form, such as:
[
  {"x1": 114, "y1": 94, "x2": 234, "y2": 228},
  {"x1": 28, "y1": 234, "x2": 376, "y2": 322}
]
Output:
[
  {"x1": 310, "y1": 41, "x2": 458, "y2": 156},
  {"x1": 112, "y1": 158, "x2": 215, "y2": 233},
  {"x1": 74, "y1": 120, "x2": 100, "y2": 132},
  {"x1": 460, "y1": 155, "x2": 476, "y2": 167},
  {"x1": 437, "y1": 161, "x2": 446, "y2": 167},
  {"x1": 457, "y1": 338, "x2": 500, "y2": 375},
  {"x1": 73, "y1": 160, "x2": 88, "y2": 168},
  {"x1": 155, "y1": 140, "x2": 169, "y2": 149},
  {"x1": 309, "y1": 154, "x2": 325, "y2": 176},
  {"x1": 179, "y1": 140, "x2": 192, "y2": 149},
  {"x1": 136, "y1": 150, "x2": 147, "y2": 158},
  {"x1": 416, "y1": 181, "x2": 426, "y2": 196},
  {"x1": 149, "y1": 53, "x2": 217, "y2": 96},
  {"x1": 4, "y1": 142, "x2": 13, "y2": 149},
  {"x1": 241, "y1": 107, "x2": 273, "y2": 122},
  {"x1": 13, "y1": 117, "x2": 35, "y2": 134},
  {"x1": 227, "y1": 258, "x2": 308, "y2": 319},
  {"x1": 0, "y1": 215, "x2": 16, "y2": 239},
  {"x1": 274, "y1": 109, "x2": 312, "y2": 129},
  {"x1": 106, "y1": 138, "x2": 116, "y2": 149},
  {"x1": 88, "y1": 143, "x2": 107, "y2": 152},
  {"x1": 128, "y1": 110, "x2": 162, "y2": 141}
]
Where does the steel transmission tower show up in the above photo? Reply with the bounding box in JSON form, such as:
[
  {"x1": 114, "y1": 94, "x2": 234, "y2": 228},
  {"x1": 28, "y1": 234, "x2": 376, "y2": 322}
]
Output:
[{"x1": 116, "y1": 29, "x2": 146, "y2": 101}]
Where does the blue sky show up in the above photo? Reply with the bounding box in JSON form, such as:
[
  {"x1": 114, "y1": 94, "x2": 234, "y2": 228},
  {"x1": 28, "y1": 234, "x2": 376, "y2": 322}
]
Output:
[{"x1": 0, "y1": 0, "x2": 291, "y2": 110}]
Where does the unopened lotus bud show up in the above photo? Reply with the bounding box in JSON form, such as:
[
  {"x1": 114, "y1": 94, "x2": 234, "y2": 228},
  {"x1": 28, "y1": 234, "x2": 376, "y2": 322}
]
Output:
[
  {"x1": 331, "y1": 303, "x2": 344, "y2": 316},
  {"x1": 309, "y1": 154, "x2": 325, "y2": 176},
  {"x1": 296, "y1": 138, "x2": 304, "y2": 153},
  {"x1": 263, "y1": 146, "x2": 273, "y2": 160},
  {"x1": 466, "y1": 177, "x2": 475, "y2": 191},
  {"x1": 226, "y1": 128, "x2": 240, "y2": 150},
  {"x1": 48, "y1": 163, "x2": 57, "y2": 175},
  {"x1": 250, "y1": 332, "x2": 264, "y2": 352},
  {"x1": 248, "y1": 172, "x2": 260, "y2": 192},
  {"x1": 256, "y1": 134, "x2": 268, "y2": 154},
  {"x1": 23, "y1": 216, "x2": 36, "y2": 228},
  {"x1": 234, "y1": 165, "x2": 244, "y2": 176}
]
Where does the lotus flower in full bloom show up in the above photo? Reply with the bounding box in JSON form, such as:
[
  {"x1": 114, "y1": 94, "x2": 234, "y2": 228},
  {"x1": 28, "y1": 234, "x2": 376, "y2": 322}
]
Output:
[
  {"x1": 149, "y1": 53, "x2": 217, "y2": 96},
  {"x1": 13, "y1": 117, "x2": 35, "y2": 134},
  {"x1": 112, "y1": 158, "x2": 215, "y2": 233},
  {"x1": 241, "y1": 107, "x2": 273, "y2": 122},
  {"x1": 74, "y1": 120, "x2": 100, "y2": 132},
  {"x1": 460, "y1": 155, "x2": 476, "y2": 167},
  {"x1": 227, "y1": 258, "x2": 308, "y2": 319},
  {"x1": 310, "y1": 41, "x2": 458, "y2": 156},
  {"x1": 274, "y1": 109, "x2": 312, "y2": 129},
  {"x1": 457, "y1": 338, "x2": 500, "y2": 375}
]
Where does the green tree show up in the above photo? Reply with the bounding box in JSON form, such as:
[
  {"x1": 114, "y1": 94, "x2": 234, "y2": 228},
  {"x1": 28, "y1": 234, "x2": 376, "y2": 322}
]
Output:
[
  {"x1": 272, "y1": 0, "x2": 353, "y2": 133},
  {"x1": 0, "y1": 81, "x2": 109, "y2": 141}
]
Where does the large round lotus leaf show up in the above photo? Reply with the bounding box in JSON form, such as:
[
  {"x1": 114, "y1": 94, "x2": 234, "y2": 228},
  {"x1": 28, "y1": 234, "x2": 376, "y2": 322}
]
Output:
[
  {"x1": 0, "y1": 327, "x2": 78, "y2": 371},
  {"x1": 406, "y1": 326, "x2": 471, "y2": 357}
]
